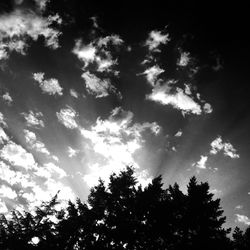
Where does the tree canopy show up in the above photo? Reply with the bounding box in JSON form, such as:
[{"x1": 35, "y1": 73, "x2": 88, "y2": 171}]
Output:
[{"x1": 0, "y1": 166, "x2": 249, "y2": 249}]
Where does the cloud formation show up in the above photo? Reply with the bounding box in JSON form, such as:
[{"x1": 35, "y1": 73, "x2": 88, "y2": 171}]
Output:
[
  {"x1": 22, "y1": 110, "x2": 44, "y2": 128},
  {"x1": 145, "y1": 30, "x2": 170, "y2": 52},
  {"x1": 73, "y1": 34, "x2": 123, "y2": 98},
  {"x1": 210, "y1": 136, "x2": 240, "y2": 159},
  {"x1": 0, "y1": 9, "x2": 62, "y2": 60},
  {"x1": 23, "y1": 129, "x2": 50, "y2": 155},
  {"x1": 2, "y1": 92, "x2": 13, "y2": 105},
  {"x1": 81, "y1": 107, "x2": 160, "y2": 187},
  {"x1": 33, "y1": 72, "x2": 63, "y2": 96},
  {"x1": 193, "y1": 155, "x2": 208, "y2": 169},
  {"x1": 146, "y1": 81, "x2": 211, "y2": 115},
  {"x1": 56, "y1": 106, "x2": 78, "y2": 129},
  {"x1": 235, "y1": 214, "x2": 250, "y2": 226}
]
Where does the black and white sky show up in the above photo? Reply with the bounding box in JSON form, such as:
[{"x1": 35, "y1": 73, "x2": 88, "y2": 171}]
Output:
[{"x1": 0, "y1": 0, "x2": 250, "y2": 230}]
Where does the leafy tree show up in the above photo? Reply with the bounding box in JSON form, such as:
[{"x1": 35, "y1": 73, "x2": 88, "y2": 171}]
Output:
[{"x1": 0, "y1": 166, "x2": 234, "y2": 249}]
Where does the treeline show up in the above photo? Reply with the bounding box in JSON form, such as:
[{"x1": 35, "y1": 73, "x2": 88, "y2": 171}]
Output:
[{"x1": 0, "y1": 166, "x2": 249, "y2": 249}]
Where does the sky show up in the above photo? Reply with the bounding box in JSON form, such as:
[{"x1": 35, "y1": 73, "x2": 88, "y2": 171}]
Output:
[{"x1": 0, "y1": 0, "x2": 250, "y2": 231}]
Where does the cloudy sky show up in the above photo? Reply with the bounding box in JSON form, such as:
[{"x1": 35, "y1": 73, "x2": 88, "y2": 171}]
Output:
[{"x1": 0, "y1": 0, "x2": 250, "y2": 230}]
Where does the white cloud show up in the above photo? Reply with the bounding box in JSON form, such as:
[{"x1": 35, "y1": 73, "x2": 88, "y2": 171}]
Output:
[
  {"x1": 210, "y1": 136, "x2": 239, "y2": 159},
  {"x1": 0, "y1": 199, "x2": 8, "y2": 213},
  {"x1": 145, "y1": 30, "x2": 170, "y2": 52},
  {"x1": 0, "y1": 141, "x2": 37, "y2": 170},
  {"x1": 146, "y1": 80, "x2": 213, "y2": 115},
  {"x1": 56, "y1": 106, "x2": 78, "y2": 129},
  {"x1": 23, "y1": 129, "x2": 50, "y2": 155},
  {"x1": 33, "y1": 72, "x2": 63, "y2": 96},
  {"x1": 0, "y1": 127, "x2": 9, "y2": 144},
  {"x1": 235, "y1": 205, "x2": 243, "y2": 210},
  {"x1": 177, "y1": 51, "x2": 190, "y2": 67},
  {"x1": 0, "y1": 112, "x2": 7, "y2": 127},
  {"x1": 203, "y1": 103, "x2": 213, "y2": 113},
  {"x1": 0, "y1": 161, "x2": 35, "y2": 188},
  {"x1": 22, "y1": 110, "x2": 44, "y2": 128},
  {"x1": 2, "y1": 92, "x2": 13, "y2": 105},
  {"x1": 81, "y1": 71, "x2": 119, "y2": 98},
  {"x1": 35, "y1": 162, "x2": 66, "y2": 179},
  {"x1": 0, "y1": 184, "x2": 17, "y2": 199},
  {"x1": 175, "y1": 130, "x2": 183, "y2": 137},
  {"x1": 68, "y1": 147, "x2": 79, "y2": 158},
  {"x1": 81, "y1": 107, "x2": 159, "y2": 187},
  {"x1": 193, "y1": 155, "x2": 208, "y2": 169},
  {"x1": 34, "y1": 0, "x2": 50, "y2": 11},
  {"x1": 73, "y1": 35, "x2": 123, "y2": 73},
  {"x1": 0, "y1": 9, "x2": 61, "y2": 60},
  {"x1": 72, "y1": 34, "x2": 123, "y2": 98},
  {"x1": 70, "y1": 89, "x2": 79, "y2": 98},
  {"x1": 235, "y1": 214, "x2": 250, "y2": 226},
  {"x1": 141, "y1": 65, "x2": 164, "y2": 86},
  {"x1": 147, "y1": 82, "x2": 202, "y2": 115}
]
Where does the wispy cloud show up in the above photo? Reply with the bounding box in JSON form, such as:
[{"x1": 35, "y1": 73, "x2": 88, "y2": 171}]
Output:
[
  {"x1": 193, "y1": 155, "x2": 208, "y2": 169},
  {"x1": 72, "y1": 34, "x2": 123, "y2": 98},
  {"x1": 235, "y1": 214, "x2": 250, "y2": 225},
  {"x1": 81, "y1": 107, "x2": 160, "y2": 187},
  {"x1": 2, "y1": 92, "x2": 13, "y2": 105},
  {"x1": 70, "y1": 89, "x2": 79, "y2": 98},
  {"x1": 21, "y1": 110, "x2": 44, "y2": 128},
  {"x1": 0, "y1": 9, "x2": 61, "y2": 60},
  {"x1": 0, "y1": 141, "x2": 37, "y2": 170},
  {"x1": 23, "y1": 129, "x2": 50, "y2": 155},
  {"x1": 145, "y1": 30, "x2": 170, "y2": 52},
  {"x1": 146, "y1": 81, "x2": 210, "y2": 115},
  {"x1": 81, "y1": 71, "x2": 120, "y2": 98},
  {"x1": 210, "y1": 136, "x2": 240, "y2": 159},
  {"x1": 67, "y1": 147, "x2": 79, "y2": 158}
]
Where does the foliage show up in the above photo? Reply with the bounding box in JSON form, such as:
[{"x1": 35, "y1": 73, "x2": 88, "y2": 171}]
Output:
[{"x1": 0, "y1": 166, "x2": 248, "y2": 249}]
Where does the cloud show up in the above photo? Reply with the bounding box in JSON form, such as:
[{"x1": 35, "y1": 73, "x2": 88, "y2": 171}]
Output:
[
  {"x1": 34, "y1": 0, "x2": 50, "y2": 11},
  {"x1": 81, "y1": 71, "x2": 120, "y2": 98},
  {"x1": 35, "y1": 162, "x2": 67, "y2": 179},
  {"x1": 235, "y1": 205, "x2": 243, "y2": 210},
  {"x1": 140, "y1": 65, "x2": 164, "y2": 86},
  {"x1": 193, "y1": 155, "x2": 208, "y2": 169},
  {"x1": 0, "y1": 9, "x2": 62, "y2": 60},
  {"x1": 23, "y1": 129, "x2": 50, "y2": 155},
  {"x1": 70, "y1": 89, "x2": 79, "y2": 98},
  {"x1": 0, "y1": 112, "x2": 7, "y2": 127},
  {"x1": 2, "y1": 92, "x2": 13, "y2": 105},
  {"x1": 175, "y1": 130, "x2": 183, "y2": 137},
  {"x1": 0, "y1": 184, "x2": 17, "y2": 199},
  {"x1": 0, "y1": 199, "x2": 8, "y2": 213},
  {"x1": 72, "y1": 34, "x2": 123, "y2": 98},
  {"x1": 146, "y1": 81, "x2": 204, "y2": 115},
  {"x1": 0, "y1": 161, "x2": 35, "y2": 188},
  {"x1": 56, "y1": 106, "x2": 78, "y2": 129},
  {"x1": 0, "y1": 127, "x2": 9, "y2": 144},
  {"x1": 73, "y1": 34, "x2": 123, "y2": 73},
  {"x1": 177, "y1": 51, "x2": 191, "y2": 67},
  {"x1": 33, "y1": 72, "x2": 63, "y2": 96},
  {"x1": 0, "y1": 141, "x2": 37, "y2": 170},
  {"x1": 80, "y1": 107, "x2": 160, "y2": 187},
  {"x1": 235, "y1": 214, "x2": 250, "y2": 226},
  {"x1": 22, "y1": 110, "x2": 44, "y2": 128},
  {"x1": 145, "y1": 30, "x2": 170, "y2": 52},
  {"x1": 210, "y1": 136, "x2": 240, "y2": 159},
  {"x1": 146, "y1": 79, "x2": 213, "y2": 115},
  {"x1": 67, "y1": 147, "x2": 79, "y2": 158}
]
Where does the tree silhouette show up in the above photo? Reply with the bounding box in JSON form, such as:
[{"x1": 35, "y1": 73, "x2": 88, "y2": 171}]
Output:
[{"x1": 0, "y1": 166, "x2": 241, "y2": 249}]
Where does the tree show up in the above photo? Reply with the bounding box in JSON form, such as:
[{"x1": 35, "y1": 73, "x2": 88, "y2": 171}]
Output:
[{"x1": 0, "y1": 167, "x2": 233, "y2": 249}]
